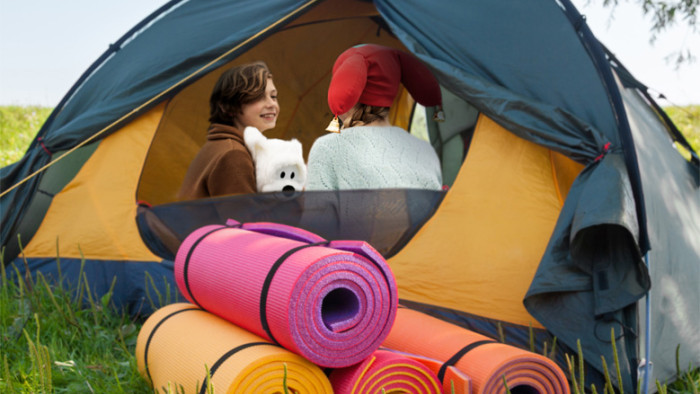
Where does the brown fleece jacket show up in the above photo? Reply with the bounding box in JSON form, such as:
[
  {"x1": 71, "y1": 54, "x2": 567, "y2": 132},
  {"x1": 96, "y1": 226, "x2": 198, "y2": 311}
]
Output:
[{"x1": 178, "y1": 123, "x2": 255, "y2": 199}]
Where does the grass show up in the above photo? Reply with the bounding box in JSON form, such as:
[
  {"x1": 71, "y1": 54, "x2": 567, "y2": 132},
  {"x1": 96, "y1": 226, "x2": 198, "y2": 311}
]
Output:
[
  {"x1": 1, "y1": 105, "x2": 699, "y2": 393},
  {"x1": 665, "y1": 105, "x2": 700, "y2": 151},
  {"x1": 1, "y1": 254, "x2": 151, "y2": 393},
  {"x1": 0, "y1": 106, "x2": 53, "y2": 167}
]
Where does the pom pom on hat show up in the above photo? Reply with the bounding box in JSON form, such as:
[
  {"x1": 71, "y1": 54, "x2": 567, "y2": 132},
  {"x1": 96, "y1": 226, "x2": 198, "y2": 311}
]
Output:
[{"x1": 327, "y1": 44, "x2": 442, "y2": 116}]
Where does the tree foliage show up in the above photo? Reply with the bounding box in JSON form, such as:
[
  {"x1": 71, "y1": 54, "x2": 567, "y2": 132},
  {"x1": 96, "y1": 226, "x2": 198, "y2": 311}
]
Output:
[{"x1": 601, "y1": 0, "x2": 698, "y2": 65}]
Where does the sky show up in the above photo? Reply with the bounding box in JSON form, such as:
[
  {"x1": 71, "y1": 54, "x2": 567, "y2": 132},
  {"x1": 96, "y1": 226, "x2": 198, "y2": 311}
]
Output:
[{"x1": 0, "y1": 0, "x2": 698, "y2": 107}]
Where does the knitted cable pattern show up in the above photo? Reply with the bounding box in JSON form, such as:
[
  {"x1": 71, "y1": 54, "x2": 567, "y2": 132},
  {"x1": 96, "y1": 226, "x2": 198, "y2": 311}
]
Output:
[{"x1": 307, "y1": 126, "x2": 442, "y2": 190}]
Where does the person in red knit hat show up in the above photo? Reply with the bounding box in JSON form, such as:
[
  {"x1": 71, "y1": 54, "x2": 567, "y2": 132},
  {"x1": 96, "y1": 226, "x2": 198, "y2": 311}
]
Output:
[{"x1": 306, "y1": 44, "x2": 443, "y2": 191}]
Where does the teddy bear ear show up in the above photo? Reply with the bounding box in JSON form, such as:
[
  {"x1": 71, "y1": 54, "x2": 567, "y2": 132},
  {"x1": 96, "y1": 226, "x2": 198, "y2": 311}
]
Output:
[
  {"x1": 243, "y1": 127, "x2": 265, "y2": 158},
  {"x1": 243, "y1": 126, "x2": 263, "y2": 145}
]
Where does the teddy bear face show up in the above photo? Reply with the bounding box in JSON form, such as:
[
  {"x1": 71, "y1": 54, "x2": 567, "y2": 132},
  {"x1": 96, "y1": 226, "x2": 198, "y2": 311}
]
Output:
[
  {"x1": 244, "y1": 126, "x2": 308, "y2": 193},
  {"x1": 260, "y1": 163, "x2": 306, "y2": 193}
]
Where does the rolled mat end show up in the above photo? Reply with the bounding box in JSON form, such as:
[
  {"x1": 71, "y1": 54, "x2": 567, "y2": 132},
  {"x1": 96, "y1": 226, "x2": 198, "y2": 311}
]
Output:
[
  {"x1": 329, "y1": 349, "x2": 442, "y2": 393},
  {"x1": 174, "y1": 222, "x2": 398, "y2": 368},
  {"x1": 383, "y1": 307, "x2": 569, "y2": 394},
  {"x1": 135, "y1": 303, "x2": 332, "y2": 393}
]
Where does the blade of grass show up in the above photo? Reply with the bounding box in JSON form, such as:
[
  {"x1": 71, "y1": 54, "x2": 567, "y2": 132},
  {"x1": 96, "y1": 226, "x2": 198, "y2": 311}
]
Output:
[
  {"x1": 497, "y1": 321, "x2": 505, "y2": 343},
  {"x1": 2, "y1": 353, "x2": 17, "y2": 393},
  {"x1": 601, "y1": 355, "x2": 615, "y2": 394},
  {"x1": 577, "y1": 339, "x2": 585, "y2": 391},
  {"x1": 611, "y1": 327, "x2": 624, "y2": 394},
  {"x1": 549, "y1": 337, "x2": 558, "y2": 359},
  {"x1": 82, "y1": 273, "x2": 99, "y2": 326},
  {"x1": 502, "y1": 374, "x2": 511, "y2": 394},
  {"x1": 38, "y1": 273, "x2": 81, "y2": 333},
  {"x1": 566, "y1": 353, "x2": 581, "y2": 394}
]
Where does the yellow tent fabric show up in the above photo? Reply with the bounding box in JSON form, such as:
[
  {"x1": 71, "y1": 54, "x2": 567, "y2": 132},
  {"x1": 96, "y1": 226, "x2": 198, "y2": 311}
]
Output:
[
  {"x1": 388, "y1": 115, "x2": 583, "y2": 327},
  {"x1": 23, "y1": 104, "x2": 166, "y2": 261},
  {"x1": 19, "y1": 0, "x2": 429, "y2": 262}
]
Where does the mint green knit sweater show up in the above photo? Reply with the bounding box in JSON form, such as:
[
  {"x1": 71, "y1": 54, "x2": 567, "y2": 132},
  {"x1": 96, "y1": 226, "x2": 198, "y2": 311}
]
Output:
[{"x1": 306, "y1": 126, "x2": 442, "y2": 190}]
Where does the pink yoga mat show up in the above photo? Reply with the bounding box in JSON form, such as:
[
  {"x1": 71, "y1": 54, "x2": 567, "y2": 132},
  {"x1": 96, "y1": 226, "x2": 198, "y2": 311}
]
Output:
[
  {"x1": 329, "y1": 349, "x2": 442, "y2": 393},
  {"x1": 174, "y1": 219, "x2": 397, "y2": 368},
  {"x1": 377, "y1": 349, "x2": 473, "y2": 394}
]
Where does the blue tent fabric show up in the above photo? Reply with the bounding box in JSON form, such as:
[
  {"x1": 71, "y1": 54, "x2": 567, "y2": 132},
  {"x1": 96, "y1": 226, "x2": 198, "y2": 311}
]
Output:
[
  {"x1": 7, "y1": 258, "x2": 182, "y2": 317},
  {"x1": 377, "y1": 1, "x2": 649, "y2": 388},
  {"x1": 375, "y1": 0, "x2": 619, "y2": 138}
]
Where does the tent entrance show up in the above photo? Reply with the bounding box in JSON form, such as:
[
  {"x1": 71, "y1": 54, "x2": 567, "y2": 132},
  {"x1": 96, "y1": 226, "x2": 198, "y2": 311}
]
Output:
[
  {"x1": 132, "y1": 0, "x2": 585, "y2": 341},
  {"x1": 137, "y1": 0, "x2": 406, "y2": 207}
]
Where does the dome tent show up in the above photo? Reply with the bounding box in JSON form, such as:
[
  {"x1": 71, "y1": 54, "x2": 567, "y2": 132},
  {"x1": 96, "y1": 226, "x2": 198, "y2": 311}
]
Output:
[{"x1": 2, "y1": 0, "x2": 699, "y2": 391}]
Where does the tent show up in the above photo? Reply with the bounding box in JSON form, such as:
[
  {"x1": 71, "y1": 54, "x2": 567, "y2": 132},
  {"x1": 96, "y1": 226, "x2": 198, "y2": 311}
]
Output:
[{"x1": 2, "y1": 0, "x2": 699, "y2": 391}]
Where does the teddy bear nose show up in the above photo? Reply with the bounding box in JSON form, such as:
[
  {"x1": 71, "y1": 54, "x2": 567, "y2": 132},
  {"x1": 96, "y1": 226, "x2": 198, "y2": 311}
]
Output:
[{"x1": 282, "y1": 185, "x2": 296, "y2": 196}]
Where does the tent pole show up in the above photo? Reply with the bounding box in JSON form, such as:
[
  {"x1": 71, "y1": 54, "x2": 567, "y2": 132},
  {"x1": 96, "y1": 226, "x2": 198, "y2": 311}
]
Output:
[{"x1": 642, "y1": 251, "x2": 652, "y2": 394}]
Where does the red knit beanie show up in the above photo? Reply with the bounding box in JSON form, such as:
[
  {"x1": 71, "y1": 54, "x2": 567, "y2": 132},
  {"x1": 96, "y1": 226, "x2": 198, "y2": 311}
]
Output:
[{"x1": 327, "y1": 44, "x2": 442, "y2": 116}]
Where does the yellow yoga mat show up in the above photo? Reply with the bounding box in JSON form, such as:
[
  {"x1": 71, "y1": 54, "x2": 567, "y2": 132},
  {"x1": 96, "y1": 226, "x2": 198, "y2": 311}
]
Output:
[{"x1": 135, "y1": 303, "x2": 332, "y2": 393}]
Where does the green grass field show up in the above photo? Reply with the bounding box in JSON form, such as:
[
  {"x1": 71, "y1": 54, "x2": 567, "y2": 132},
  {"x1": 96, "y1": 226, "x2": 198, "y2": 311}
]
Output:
[
  {"x1": 0, "y1": 106, "x2": 53, "y2": 167},
  {"x1": 1, "y1": 105, "x2": 699, "y2": 393}
]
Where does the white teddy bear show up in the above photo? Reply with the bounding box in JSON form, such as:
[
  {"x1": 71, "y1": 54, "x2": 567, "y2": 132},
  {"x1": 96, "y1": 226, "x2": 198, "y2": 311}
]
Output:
[{"x1": 243, "y1": 126, "x2": 307, "y2": 193}]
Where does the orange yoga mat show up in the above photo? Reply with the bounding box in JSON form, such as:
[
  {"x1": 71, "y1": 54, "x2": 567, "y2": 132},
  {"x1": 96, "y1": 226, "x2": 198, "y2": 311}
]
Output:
[
  {"x1": 135, "y1": 303, "x2": 332, "y2": 393},
  {"x1": 382, "y1": 308, "x2": 569, "y2": 394}
]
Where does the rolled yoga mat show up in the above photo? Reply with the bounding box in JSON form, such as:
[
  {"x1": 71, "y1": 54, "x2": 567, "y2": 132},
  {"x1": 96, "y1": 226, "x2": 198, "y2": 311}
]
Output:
[
  {"x1": 375, "y1": 349, "x2": 473, "y2": 394},
  {"x1": 135, "y1": 303, "x2": 332, "y2": 393},
  {"x1": 382, "y1": 307, "x2": 570, "y2": 394},
  {"x1": 329, "y1": 349, "x2": 442, "y2": 393},
  {"x1": 174, "y1": 219, "x2": 398, "y2": 368}
]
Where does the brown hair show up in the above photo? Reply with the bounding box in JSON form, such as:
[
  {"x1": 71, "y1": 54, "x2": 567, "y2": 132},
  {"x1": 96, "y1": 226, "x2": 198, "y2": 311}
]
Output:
[
  {"x1": 209, "y1": 61, "x2": 272, "y2": 125},
  {"x1": 344, "y1": 104, "x2": 389, "y2": 129}
]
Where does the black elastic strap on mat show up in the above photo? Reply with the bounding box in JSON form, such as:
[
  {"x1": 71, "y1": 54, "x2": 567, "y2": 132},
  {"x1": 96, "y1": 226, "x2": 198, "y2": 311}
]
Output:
[
  {"x1": 143, "y1": 307, "x2": 200, "y2": 384},
  {"x1": 183, "y1": 226, "x2": 230, "y2": 307},
  {"x1": 437, "y1": 340, "x2": 498, "y2": 381},
  {"x1": 199, "y1": 342, "x2": 278, "y2": 394},
  {"x1": 259, "y1": 242, "x2": 327, "y2": 343}
]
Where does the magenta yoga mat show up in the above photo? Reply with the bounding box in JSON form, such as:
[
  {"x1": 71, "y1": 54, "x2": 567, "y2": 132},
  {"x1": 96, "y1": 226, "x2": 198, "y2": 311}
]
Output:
[
  {"x1": 174, "y1": 220, "x2": 398, "y2": 368},
  {"x1": 329, "y1": 349, "x2": 442, "y2": 393}
]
